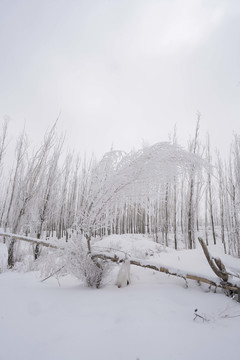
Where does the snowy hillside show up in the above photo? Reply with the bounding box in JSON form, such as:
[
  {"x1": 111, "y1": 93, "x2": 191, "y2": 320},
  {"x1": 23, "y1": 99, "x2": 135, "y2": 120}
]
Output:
[{"x1": 0, "y1": 234, "x2": 239, "y2": 360}]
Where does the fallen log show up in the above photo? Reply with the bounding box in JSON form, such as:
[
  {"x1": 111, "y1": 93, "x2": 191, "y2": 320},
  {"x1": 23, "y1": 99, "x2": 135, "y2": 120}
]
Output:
[
  {"x1": 1, "y1": 231, "x2": 239, "y2": 300},
  {"x1": 0, "y1": 231, "x2": 61, "y2": 250},
  {"x1": 198, "y1": 237, "x2": 228, "y2": 282},
  {"x1": 92, "y1": 253, "x2": 240, "y2": 297},
  {"x1": 198, "y1": 237, "x2": 240, "y2": 300}
]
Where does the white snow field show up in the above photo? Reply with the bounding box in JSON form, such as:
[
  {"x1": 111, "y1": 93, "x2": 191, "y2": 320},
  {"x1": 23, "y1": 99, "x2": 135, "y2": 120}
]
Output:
[{"x1": 0, "y1": 234, "x2": 240, "y2": 360}]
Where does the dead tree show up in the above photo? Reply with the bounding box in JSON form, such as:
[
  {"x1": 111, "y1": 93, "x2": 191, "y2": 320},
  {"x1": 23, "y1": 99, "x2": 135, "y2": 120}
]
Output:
[{"x1": 1, "y1": 230, "x2": 239, "y2": 300}]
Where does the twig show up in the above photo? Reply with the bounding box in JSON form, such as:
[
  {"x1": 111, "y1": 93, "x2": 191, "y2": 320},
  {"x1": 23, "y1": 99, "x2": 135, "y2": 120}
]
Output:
[
  {"x1": 193, "y1": 309, "x2": 209, "y2": 322},
  {"x1": 227, "y1": 270, "x2": 240, "y2": 279},
  {"x1": 220, "y1": 314, "x2": 240, "y2": 319},
  {"x1": 41, "y1": 266, "x2": 65, "y2": 282}
]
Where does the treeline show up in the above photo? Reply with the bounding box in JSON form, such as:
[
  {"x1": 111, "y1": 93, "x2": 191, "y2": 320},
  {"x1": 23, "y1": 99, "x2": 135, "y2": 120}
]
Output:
[{"x1": 0, "y1": 119, "x2": 240, "y2": 267}]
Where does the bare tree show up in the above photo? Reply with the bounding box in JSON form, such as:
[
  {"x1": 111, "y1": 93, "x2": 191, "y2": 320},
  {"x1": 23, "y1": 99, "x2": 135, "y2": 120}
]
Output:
[
  {"x1": 216, "y1": 152, "x2": 226, "y2": 253},
  {"x1": 206, "y1": 134, "x2": 216, "y2": 245},
  {"x1": 7, "y1": 123, "x2": 57, "y2": 267},
  {"x1": 187, "y1": 116, "x2": 201, "y2": 249},
  {"x1": 0, "y1": 118, "x2": 8, "y2": 170},
  {"x1": 34, "y1": 138, "x2": 63, "y2": 259}
]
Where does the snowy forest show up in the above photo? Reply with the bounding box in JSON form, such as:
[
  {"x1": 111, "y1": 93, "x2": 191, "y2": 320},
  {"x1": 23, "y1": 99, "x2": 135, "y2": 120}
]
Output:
[
  {"x1": 0, "y1": 119, "x2": 240, "y2": 278},
  {"x1": 2, "y1": 0, "x2": 240, "y2": 358},
  {"x1": 1, "y1": 119, "x2": 240, "y2": 360}
]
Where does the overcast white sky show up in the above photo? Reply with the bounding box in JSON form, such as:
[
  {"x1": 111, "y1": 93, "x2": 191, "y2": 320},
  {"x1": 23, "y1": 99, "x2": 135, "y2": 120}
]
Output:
[{"x1": 1, "y1": 0, "x2": 240, "y2": 158}]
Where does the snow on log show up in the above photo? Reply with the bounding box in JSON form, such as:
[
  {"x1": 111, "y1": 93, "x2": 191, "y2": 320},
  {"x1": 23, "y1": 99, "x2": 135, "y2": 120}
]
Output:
[
  {"x1": 92, "y1": 252, "x2": 240, "y2": 297},
  {"x1": 1, "y1": 230, "x2": 239, "y2": 300},
  {"x1": 198, "y1": 237, "x2": 228, "y2": 282},
  {"x1": 0, "y1": 232, "x2": 61, "y2": 250}
]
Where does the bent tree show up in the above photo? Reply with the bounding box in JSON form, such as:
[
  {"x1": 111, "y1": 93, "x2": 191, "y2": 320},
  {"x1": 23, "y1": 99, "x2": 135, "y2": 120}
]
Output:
[{"x1": 75, "y1": 142, "x2": 203, "y2": 253}]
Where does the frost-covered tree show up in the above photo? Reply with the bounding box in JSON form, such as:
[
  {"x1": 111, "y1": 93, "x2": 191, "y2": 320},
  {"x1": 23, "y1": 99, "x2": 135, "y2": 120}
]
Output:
[
  {"x1": 6, "y1": 123, "x2": 57, "y2": 267},
  {"x1": 186, "y1": 117, "x2": 202, "y2": 249},
  {"x1": 0, "y1": 119, "x2": 9, "y2": 227},
  {"x1": 34, "y1": 138, "x2": 63, "y2": 259},
  {"x1": 0, "y1": 119, "x2": 8, "y2": 173},
  {"x1": 74, "y1": 142, "x2": 202, "y2": 252}
]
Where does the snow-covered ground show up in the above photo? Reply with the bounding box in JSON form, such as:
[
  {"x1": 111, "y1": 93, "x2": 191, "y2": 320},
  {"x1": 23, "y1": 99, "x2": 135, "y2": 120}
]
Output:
[{"x1": 0, "y1": 234, "x2": 240, "y2": 360}]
